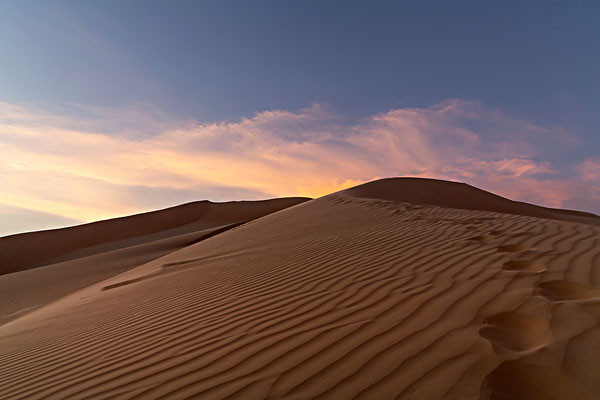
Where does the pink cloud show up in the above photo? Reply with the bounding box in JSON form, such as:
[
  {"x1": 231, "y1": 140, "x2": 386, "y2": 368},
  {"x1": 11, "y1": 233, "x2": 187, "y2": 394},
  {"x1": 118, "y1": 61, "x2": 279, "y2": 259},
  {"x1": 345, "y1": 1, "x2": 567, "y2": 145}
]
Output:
[
  {"x1": 575, "y1": 157, "x2": 600, "y2": 182},
  {"x1": 0, "y1": 99, "x2": 598, "y2": 235}
]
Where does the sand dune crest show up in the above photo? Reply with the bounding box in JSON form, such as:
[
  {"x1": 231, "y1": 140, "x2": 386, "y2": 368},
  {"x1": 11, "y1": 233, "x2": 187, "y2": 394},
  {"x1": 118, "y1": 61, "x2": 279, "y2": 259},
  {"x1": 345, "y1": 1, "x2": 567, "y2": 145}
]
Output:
[{"x1": 0, "y1": 178, "x2": 599, "y2": 399}]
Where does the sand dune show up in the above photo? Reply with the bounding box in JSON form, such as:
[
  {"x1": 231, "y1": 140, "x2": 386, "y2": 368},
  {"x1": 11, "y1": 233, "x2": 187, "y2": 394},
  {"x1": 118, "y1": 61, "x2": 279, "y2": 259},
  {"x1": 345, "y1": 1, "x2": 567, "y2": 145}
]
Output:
[
  {"x1": 344, "y1": 177, "x2": 600, "y2": 226},
  {"x1": 0, "y1": 178, "x2": 599, "y2": 399},
  {"x1": 0, "y1": 197, "x2": 309, "y2": 275},
  {"x1": 0, "y1": 224, "x2": 242, "y2": 325}
]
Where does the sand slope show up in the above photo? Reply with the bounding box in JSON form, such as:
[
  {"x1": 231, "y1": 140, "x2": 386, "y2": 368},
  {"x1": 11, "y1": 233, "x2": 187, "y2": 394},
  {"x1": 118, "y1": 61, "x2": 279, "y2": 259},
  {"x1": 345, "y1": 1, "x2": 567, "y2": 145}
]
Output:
[
  {"x1": 0, "y1": 224, "x2": 241, "y2": 325},
  {"x1": 0, "y1": 178, "x2": 599, "y2": 399},
  {"x1": 0, "y1": 197, "x2": 309, "y2": 275}
]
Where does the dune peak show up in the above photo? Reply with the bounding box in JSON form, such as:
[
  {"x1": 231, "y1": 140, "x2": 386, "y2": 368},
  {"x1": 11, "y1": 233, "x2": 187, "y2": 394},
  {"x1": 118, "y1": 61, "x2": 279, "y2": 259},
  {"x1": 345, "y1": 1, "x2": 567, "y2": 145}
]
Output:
[{"x1": 341, "y1": 177, "x2": 600, "y2": 225}]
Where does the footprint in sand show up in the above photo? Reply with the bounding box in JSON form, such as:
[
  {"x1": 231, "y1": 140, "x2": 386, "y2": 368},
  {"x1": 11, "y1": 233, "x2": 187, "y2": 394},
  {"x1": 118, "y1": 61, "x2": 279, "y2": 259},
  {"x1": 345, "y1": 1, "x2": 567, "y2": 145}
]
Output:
[
  {"x1": 469, "y1": 230, "x2": 532, "y2": 246},
  {"x1": 497, "y1": 244, "x2": 531, "y2": 253},
  {"x1": 479, "y1": 311, "x2": 551, "y2": 353},
  {"x1": 537, "y1": 280, "x2": 600, "y2": 302},
  {"x1": 502, "y1": 260, "x2": 546, "y2": 273},
  {"x1": 480, "y1": 360, "x2": 593, "y2": 400},
  {"x1": 490, "y1": 230, "x2": 531, "y2": 237},
  {"x1": 468, "y1": 233, "x2": 496, "y2": 244}
]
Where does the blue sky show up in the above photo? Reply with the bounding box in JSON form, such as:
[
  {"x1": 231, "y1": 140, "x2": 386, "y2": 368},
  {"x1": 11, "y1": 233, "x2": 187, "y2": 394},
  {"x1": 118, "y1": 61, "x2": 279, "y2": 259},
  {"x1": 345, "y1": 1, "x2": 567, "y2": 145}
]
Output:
[{"x1": 0, "y1": 1, "x2": 599, "y2": 235}]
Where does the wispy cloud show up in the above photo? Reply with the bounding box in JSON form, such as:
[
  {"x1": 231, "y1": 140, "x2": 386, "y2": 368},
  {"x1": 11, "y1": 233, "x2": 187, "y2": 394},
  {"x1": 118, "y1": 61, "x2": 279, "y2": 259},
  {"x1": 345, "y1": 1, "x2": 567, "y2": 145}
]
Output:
[
  {"x1": 575, "y1": 157, "x2": 600, "y2": 182},
  {"x1": 0, "y1": 99, "x2": 598, "y2": 235}
]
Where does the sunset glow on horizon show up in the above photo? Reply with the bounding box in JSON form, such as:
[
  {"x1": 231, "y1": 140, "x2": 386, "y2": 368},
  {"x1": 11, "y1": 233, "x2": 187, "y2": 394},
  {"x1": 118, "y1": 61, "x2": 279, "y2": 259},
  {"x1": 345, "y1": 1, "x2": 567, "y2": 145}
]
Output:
[
  {"x1": 2, "y1": 99, "x2": 599, "y2": 236},
  {"x1": 0, "y1": 1, "x2": 598, "y2": 235}
]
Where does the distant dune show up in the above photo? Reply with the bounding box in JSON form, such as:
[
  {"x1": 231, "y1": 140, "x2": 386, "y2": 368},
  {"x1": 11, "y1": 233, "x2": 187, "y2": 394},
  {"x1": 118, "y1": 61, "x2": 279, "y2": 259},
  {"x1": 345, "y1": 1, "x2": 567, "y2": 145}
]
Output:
[
  {"x1": 1, "y1": 178, "x2": 599, "y2": 399},
  {"x1": 0, "y1": 197, "x2": 310, "y2": 275},
  {"x1": 344, "y1": 177, "x2": 600, "y2": 225}
]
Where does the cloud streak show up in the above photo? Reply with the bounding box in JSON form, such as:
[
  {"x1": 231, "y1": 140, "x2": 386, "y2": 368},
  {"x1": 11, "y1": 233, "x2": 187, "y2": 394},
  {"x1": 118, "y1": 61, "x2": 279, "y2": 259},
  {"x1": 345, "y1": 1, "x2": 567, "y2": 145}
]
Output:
[{"x1": 0, "y1": 99, "x2": 598, "y2": 235}]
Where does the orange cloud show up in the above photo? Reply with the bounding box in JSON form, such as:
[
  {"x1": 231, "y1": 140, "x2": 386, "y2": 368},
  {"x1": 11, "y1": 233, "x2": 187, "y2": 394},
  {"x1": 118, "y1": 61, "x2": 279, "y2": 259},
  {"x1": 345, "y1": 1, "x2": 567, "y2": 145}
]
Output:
[{"x1": 0, "y1": 99, "x2": 597, "y2": 235}]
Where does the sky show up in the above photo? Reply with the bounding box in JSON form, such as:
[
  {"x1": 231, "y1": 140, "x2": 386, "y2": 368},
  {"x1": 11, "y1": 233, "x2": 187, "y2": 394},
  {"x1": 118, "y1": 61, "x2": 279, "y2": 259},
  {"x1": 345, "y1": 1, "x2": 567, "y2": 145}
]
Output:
[{"x1": 0, "y1": 0, "x2": 599, "y2": 236}]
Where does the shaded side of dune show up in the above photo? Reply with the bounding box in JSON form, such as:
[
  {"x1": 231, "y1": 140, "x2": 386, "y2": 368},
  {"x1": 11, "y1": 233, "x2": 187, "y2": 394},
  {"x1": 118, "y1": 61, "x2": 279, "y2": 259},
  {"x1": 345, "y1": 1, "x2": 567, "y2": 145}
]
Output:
[
  {"x1": 0, "y1": 197, "x2": 310, "y2": 275},
  {"x1": 343, "y1": 177, "x2": 600, "y2": 226},
  {"x1": 0, "y1": 223, "x2": 246, "y2": 326}
]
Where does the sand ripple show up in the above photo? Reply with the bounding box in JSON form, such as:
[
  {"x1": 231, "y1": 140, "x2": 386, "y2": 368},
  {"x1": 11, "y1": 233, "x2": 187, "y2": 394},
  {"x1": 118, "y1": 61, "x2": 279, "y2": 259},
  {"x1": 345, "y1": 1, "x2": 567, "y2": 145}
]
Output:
[{"x1": 0, "y1": 189, "x2": 599, "y2": 399}]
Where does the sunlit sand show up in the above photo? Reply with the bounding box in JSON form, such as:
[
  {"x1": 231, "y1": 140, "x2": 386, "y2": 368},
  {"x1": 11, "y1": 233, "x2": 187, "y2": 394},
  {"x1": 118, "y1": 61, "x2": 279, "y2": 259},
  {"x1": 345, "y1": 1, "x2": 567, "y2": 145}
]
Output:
[{"x1": 1, "y1": 178, "x2": 598, "y2": 399}]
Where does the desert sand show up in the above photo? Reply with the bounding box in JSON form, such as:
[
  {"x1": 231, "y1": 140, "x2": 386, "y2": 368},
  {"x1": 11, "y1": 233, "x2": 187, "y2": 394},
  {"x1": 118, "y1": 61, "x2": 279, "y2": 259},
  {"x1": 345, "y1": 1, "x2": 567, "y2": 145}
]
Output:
[
  {"x1": 0, "y1": 198, "x2": 308, "y2": 326},
  {"x1": 0, "y1": 178, "x2": 599, "y2": 399}
]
